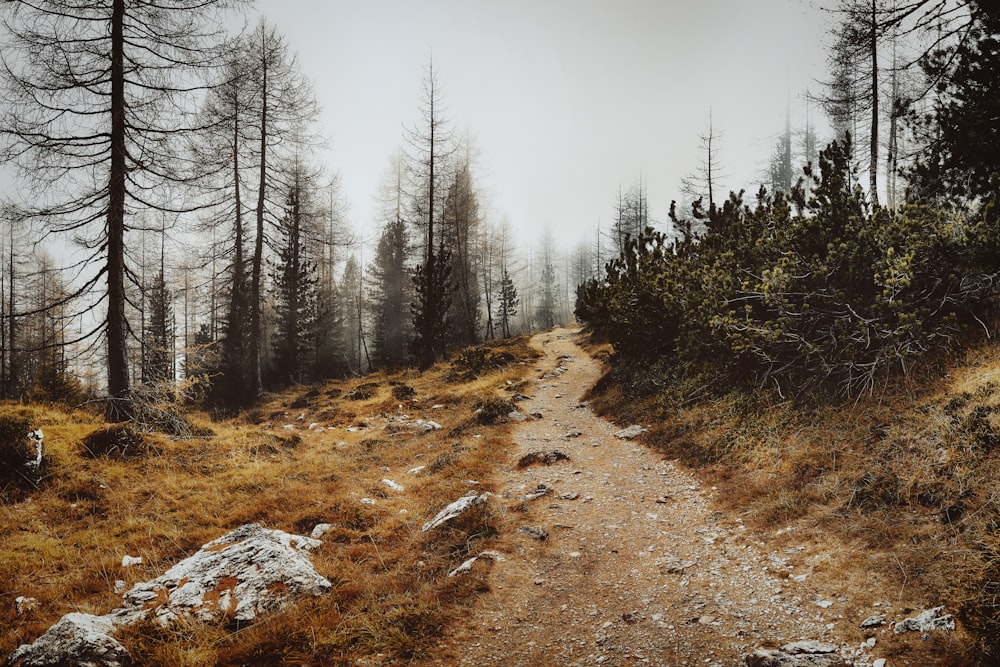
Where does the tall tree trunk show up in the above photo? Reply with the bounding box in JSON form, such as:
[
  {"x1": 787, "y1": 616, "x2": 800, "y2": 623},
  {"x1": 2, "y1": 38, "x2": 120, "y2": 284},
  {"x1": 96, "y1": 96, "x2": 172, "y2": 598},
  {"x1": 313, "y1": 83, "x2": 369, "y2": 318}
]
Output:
[
  {"x1": 107, "y1": 0, "x2": 131, "y2": 418},
  {"x1": 886, "y1": 32, "x2": 899, "y2": 212},
  {"x1": 419, "y1": 74, "x2": 437, "y2": 370},
  {"x1": 251, "y1": 49, "x2": 268, "y2": 395},
  {"x1": 869, "y1": 0, "x2": 880, "y2": 208},
  {"x1": 6, "y1": 227, "x2": 14, "y2": 397}
]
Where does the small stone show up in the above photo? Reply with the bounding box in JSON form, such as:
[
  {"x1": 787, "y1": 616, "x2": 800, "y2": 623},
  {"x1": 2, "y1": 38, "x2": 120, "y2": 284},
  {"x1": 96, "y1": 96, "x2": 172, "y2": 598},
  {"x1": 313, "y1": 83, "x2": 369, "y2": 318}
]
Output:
[
  {"x1": 519, "y1": 525, "x2": 548, "y2": 541},
  {"x1": 121, "y1": 555, "x2": 142, "y2": 568},
  {"x1": 310, "y1": 523, "x2": 334, "y2": 539},
  {"x1": 860, "y1": 614, "x2": 885, "y2": 629},
  {"x1": 360, "y1": 497, "x2": 376, "y2": 505},
  {"x1": 421, "y1": 493, "x2": 491, "y2": 532},
  {"x1": 516, "y1": 450, "x2": 570, "y2": 469},
  {"x1": 520, "y1": 484, "x2": 551, "y2": 501},
  {"x1": 698, "y1": 615, "x2": 715, "y2": 625},
  {"x1": 814, "y1": 599, "x2": 833, "y2": 609},
  {"x1": 873, "y1": 660, "x2": 886, "y2": 667},
  {"x1": 448, "y1": 556, "x2": 479, "y2": 577},
  {"x1": 615, "y1": 425, "x2": 646, "y2": 440},
  {"x1": 382, "y1": 479, "x2": 404, "y2": 492},
  {"x1": 15, "y1": 596, "x2": 38, "y2": 615},
  {"x1": 781, "y1": 641, "x2": 837, "y2": 654}
]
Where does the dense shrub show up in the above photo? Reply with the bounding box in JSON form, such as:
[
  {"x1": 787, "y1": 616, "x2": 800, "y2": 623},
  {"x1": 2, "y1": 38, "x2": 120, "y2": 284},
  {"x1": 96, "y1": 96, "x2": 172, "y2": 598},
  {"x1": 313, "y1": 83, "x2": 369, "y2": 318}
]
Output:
[
  {"x1": 82, "y1": 424, "x2": 155, "y2": 459},
  {"x1": 392, "y1": 384, "x2": 416, "y2": 401},
  {"x1": 577, "y1": 139, "x2": 1000, "y2": 400},
  {"x1": 475, "y1": 398, "x2": 515, "y2": 425},
  {"x1": 449, "y1": 347, "x2": 517, "y2": 381}
]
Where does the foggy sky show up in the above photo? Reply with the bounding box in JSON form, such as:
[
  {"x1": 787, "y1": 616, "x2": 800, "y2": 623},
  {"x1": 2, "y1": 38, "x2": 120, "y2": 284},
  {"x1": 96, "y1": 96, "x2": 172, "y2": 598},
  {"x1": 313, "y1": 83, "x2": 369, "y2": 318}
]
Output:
[{"x1": 254, "y1": 0, "x2": 832, "y2": 249}]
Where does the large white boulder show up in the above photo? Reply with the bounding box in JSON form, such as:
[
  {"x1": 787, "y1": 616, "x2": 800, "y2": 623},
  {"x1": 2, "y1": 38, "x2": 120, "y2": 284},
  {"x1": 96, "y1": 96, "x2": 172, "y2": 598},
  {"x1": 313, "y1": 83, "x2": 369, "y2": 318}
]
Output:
[
  {"x1": 9, "y1": 524, "x2": 331, "y2": 666},
  {"x1": 115, "y1": 523, "x2": 330, "y2": 626}
]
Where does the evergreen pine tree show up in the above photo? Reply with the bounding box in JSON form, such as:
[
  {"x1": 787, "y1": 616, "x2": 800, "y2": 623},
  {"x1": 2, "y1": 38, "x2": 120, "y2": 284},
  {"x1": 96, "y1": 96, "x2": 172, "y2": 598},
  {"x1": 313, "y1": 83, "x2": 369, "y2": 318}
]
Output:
[
  {"x1": 411, "y1": 243, "x2": 453, "y2": 369},
  {"x1": 272, "y1": 182, "x2": 318, "y2": 386},
  {"x1": 497, "y1": 269, "x2": 519, "y2": 339},
  {"x1": 535, "y1": 261, "x2": 558, "y2": 331},
  {"x1": 910, "y1": 7, "x2": 1000, "y2": 203},
  {"x1": 368, "y1": 219, "x2": 412, "y2": 368},
  {"x1": 142, "y1": 271, "x2": 175, "y2": 388}
]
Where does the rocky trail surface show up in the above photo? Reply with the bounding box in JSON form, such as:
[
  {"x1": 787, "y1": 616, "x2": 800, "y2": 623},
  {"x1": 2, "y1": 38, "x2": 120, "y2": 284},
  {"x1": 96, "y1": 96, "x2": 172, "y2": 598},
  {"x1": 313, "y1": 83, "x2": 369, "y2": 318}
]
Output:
[{"x1": 436, "y1": 328, "x2": 881, "y2": 667}]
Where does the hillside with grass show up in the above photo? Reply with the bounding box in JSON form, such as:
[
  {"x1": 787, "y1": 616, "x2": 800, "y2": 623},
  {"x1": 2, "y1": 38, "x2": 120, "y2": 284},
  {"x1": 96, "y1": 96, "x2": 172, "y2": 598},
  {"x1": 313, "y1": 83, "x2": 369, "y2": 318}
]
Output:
[
  {"x1": 1, "y1": 337, "x2": 539, "y2": 665},
  {"x1": 584, "y1": 333, "x2": 1000, "y2": 663}
]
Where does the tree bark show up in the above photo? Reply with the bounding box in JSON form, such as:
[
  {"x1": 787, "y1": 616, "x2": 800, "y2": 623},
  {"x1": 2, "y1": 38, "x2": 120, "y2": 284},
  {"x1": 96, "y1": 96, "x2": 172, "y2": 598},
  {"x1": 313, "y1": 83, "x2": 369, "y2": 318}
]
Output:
[
  {"x1": 106, "y1": 0, "x2": 131, "y2": 419},
  {"x1": 869, "y1": 0, "x2": 880, "y2": 208},
  {"x1": 251, "y1": 42, "x2": 268, "y2": 396}
]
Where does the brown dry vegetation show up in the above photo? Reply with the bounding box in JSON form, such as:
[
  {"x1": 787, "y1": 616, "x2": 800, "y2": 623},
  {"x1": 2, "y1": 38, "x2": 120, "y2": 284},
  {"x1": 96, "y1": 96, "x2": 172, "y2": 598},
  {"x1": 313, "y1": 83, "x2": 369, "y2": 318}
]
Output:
[
  {"x1": 585, "y1": 335, "x2": 1000, "y2": 663},
  {"x1": 0, "y1": 336, "x2": 538, "y2": 665}
]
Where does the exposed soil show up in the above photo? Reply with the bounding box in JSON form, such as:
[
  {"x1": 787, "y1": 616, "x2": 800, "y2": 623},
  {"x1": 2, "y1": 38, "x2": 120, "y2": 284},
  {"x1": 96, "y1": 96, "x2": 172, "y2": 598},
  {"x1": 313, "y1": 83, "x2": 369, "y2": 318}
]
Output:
[{"x1": 433, "y1": 327, "x2": 881, "y2": 667}]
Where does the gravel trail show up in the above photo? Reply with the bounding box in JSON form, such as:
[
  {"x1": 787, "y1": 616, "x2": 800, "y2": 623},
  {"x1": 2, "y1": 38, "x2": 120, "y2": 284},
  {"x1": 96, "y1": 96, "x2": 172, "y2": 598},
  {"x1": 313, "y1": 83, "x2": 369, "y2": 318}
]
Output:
[{"x1": 435, "y1": 328, "x2": 866, "y2": 667}]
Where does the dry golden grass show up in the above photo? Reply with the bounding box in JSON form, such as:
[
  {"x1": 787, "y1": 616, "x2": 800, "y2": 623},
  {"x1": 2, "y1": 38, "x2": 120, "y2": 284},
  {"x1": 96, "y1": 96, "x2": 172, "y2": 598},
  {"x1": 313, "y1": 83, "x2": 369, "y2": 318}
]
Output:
[
  {"x1": 0, "y1": 337, "x2": 539, "y2": 665},
  {"x1": 586, "y1": 340, "x2": 1000, "y2": 663}
]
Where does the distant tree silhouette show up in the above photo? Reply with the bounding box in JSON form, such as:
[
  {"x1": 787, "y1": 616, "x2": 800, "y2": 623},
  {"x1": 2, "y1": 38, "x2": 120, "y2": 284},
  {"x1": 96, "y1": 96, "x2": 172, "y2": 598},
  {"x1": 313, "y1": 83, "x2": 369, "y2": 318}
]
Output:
[{"x1": 405, "y1": 62, "x2": 458, "y2": 369}]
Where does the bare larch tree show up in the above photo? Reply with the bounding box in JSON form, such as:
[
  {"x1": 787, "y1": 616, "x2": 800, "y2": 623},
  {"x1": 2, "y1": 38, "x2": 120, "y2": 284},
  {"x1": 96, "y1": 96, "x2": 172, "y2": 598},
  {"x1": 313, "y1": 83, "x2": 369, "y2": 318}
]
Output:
[{"x1": 0, "y1": 0, "x2": 240, "y2": 419}]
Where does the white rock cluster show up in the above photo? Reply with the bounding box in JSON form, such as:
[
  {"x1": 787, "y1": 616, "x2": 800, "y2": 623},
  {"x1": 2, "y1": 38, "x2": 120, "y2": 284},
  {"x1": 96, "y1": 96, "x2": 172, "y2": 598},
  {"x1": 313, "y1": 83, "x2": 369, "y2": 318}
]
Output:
[{"x1": 8, "y1": 524, "x2": 331, "y2": 667}]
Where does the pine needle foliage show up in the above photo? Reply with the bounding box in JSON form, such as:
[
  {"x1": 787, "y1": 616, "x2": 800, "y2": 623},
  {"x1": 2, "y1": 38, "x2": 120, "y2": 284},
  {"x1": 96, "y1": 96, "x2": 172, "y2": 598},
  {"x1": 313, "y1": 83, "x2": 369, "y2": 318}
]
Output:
[{"x1": 577, "y1": 138, "x2": 1000, "y2": 401}]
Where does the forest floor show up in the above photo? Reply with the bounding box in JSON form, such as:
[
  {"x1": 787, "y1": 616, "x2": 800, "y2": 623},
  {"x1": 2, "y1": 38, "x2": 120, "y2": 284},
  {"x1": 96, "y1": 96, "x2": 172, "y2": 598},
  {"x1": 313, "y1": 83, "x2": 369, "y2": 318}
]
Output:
[{"x1": 430, "y1": 327, "x2": 930, "y2": 667}]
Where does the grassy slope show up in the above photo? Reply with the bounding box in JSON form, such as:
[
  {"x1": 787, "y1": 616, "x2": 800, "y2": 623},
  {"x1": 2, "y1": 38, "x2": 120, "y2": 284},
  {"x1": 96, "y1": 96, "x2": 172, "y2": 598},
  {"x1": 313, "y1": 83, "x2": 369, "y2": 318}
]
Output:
[
  {"x1": 1, "y1": 337, "x2": 538, "y2": 665},
  {"x1": 584, "y1": 335, "x2": 1000, "y2": 665}
]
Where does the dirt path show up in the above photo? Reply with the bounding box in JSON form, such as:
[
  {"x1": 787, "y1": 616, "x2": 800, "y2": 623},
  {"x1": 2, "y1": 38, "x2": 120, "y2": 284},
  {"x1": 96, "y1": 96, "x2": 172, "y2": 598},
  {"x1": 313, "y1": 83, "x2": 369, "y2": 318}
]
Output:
[{"x1": 436, "y1": 328, "x2": 864, "y2": 666}]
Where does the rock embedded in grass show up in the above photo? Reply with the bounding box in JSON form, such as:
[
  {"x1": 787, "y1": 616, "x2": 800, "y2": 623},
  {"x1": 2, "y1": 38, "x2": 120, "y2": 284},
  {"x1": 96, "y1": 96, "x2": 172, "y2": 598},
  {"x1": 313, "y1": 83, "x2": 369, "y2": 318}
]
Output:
[
  {"x1": 8, "y1": 524, "x2": 331, "y2": 666},
  {"x1": 7, "y1": 612, "x2": 129, "y2": 667},
  {"x1": 860, "y1": 614, "x2": 885, "y2": 629},
  {"x1": 893, "y1": 606, "x2": 955, "y2": 634},
  {"x1": 422, "y1": 492, "x2": 492, "y2": 532},
  {"x1": 116, "y1": 523, "x2": 330, "y2": 626}
]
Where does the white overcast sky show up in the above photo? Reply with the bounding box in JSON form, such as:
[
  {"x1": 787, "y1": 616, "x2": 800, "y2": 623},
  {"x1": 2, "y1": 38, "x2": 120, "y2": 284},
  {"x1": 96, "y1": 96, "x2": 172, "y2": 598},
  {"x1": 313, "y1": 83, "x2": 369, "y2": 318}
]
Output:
[{"x1": 253, "y1": 0, "x2": 832, "y2": 248}]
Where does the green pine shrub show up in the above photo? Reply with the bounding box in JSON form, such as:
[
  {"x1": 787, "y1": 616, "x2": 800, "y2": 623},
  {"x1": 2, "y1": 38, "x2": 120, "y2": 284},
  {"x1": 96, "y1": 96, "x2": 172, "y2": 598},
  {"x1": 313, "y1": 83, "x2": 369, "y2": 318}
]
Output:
[{"x1": 577, "y1": 138, "x2": 1000, "y2": 401}]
